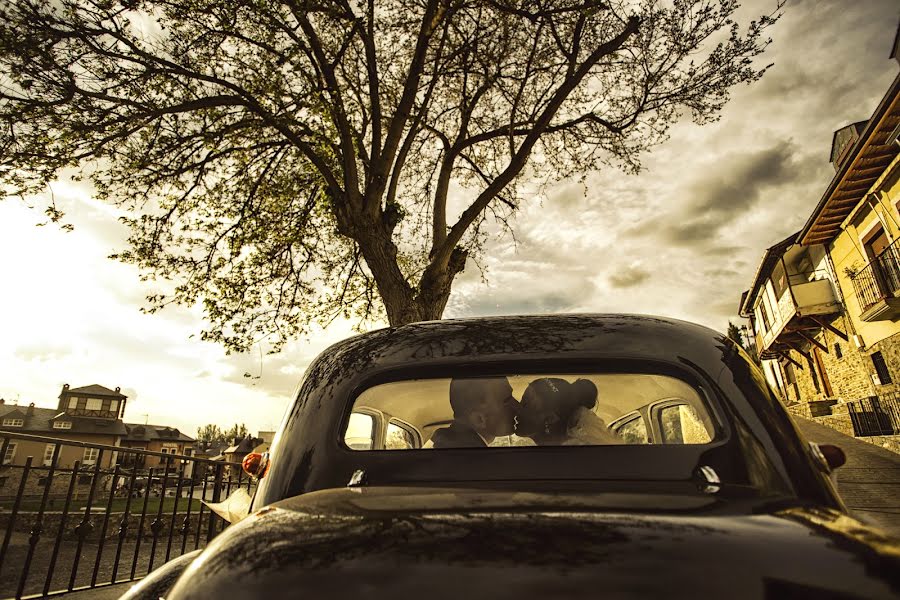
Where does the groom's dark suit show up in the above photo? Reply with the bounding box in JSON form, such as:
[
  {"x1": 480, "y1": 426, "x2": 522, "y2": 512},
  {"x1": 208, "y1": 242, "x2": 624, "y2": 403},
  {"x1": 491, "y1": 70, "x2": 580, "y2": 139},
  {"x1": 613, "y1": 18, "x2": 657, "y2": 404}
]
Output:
[{"x1": 430, "y1": 421, "x2": 486, "y2": 448}]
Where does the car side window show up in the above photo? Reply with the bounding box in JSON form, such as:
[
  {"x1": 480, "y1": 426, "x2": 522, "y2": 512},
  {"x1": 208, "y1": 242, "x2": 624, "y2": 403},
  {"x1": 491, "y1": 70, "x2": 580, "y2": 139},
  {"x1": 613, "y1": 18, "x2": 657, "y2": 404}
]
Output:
[
  {"x1": 345, "y1": 412, "x2": 375, "y2": 450},
  {"x1": 385, "y1": 420, "x2": 420, "y2": 450},
  {"x1": 615, "y1": 415, "x2": 649, "y2": 444},
  {"x1": 657, "y1": 404, "x2": 712, "y2": 444}
]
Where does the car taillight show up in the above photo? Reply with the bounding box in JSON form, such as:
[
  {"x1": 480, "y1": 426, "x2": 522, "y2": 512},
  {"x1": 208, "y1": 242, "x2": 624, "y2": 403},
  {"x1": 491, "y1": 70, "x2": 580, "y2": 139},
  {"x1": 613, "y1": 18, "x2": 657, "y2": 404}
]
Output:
[{"x1": 242, "y1": 452, "x2": 270, "y2": 478}]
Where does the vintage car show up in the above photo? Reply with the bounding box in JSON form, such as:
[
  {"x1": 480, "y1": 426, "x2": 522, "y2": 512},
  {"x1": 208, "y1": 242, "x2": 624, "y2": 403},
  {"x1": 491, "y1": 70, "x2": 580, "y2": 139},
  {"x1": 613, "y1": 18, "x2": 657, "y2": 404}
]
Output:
[{"x1": 122, "y1": 314, "x2": 900, "y2": 599}]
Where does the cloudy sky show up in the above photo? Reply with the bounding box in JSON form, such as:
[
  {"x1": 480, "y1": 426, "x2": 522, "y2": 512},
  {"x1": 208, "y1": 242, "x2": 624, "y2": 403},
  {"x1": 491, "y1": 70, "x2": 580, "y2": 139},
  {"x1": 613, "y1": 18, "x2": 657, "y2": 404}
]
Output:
[{"x1": 1, "y1": 0, "x2": 898, "y2": 436}]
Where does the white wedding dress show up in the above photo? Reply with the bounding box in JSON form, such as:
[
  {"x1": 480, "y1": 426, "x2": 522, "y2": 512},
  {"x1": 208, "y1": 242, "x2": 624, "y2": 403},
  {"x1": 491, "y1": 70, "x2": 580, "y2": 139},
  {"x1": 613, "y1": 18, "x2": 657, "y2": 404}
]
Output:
[{"x1": 563, "y1": 406, "x2": 624, "y2": 445}]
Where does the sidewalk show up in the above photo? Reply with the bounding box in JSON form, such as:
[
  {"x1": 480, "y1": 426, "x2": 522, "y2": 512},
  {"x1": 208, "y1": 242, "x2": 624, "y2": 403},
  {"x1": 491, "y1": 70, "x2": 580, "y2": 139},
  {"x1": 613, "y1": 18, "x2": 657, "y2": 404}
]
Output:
[
  {"x1": 51, "y1": 582, "x2": 135, "y2": 599},
  {"x1": 794, "y1": 417, "x2": 900, "y2": 537}
]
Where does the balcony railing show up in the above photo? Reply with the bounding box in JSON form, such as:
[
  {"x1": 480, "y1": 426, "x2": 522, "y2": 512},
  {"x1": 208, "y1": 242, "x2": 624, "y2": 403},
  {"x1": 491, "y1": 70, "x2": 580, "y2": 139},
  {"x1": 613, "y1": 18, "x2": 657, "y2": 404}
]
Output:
[{"x1": 850, "y1": 239, "x2": 900, "y2": 314}]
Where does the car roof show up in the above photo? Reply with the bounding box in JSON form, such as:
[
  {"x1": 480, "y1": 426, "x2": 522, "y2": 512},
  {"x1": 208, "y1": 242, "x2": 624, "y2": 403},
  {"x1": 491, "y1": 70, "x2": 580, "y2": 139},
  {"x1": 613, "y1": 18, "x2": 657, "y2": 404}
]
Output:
[{"x1": 253, "y1": 314, "x2": 838, "y2": 510}]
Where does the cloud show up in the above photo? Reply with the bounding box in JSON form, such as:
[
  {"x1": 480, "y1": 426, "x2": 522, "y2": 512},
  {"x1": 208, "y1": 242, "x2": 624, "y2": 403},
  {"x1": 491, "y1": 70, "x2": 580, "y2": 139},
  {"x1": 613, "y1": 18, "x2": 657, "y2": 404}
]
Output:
[
  {"x1": 608, "y1": 264, "x2": 650, "y2": 289},
  {"x1": 14, "y1": 344, "x2": 73, "y2": 362},
  {"x1": 631, "y1": 141, "x2": 805, "y2": 248}
]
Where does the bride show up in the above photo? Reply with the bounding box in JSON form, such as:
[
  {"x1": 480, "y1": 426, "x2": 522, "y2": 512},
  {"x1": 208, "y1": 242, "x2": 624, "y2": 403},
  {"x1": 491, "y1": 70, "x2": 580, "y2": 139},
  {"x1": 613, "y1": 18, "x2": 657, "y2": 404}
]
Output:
[{"x1": 515, "y1": 377, "x2": 623, "y2": 446}]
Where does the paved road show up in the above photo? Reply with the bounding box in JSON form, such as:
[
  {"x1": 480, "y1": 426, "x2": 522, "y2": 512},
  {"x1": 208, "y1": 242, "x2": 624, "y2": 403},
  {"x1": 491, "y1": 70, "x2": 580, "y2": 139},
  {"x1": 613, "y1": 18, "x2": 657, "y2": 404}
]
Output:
[{"x1": 794, "y1": 417, "x2": 900, "y2": 538}]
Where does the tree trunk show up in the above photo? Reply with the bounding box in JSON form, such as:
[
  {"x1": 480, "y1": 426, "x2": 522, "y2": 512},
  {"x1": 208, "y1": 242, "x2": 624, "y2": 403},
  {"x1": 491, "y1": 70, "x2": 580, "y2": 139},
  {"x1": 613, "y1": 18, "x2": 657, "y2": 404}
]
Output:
[
  {"x1": 354, "y1": 220, "x2": 467, "y2": 327},
  {"x1": 354, "y1": 220, "x2": 422, "y2": 326}
]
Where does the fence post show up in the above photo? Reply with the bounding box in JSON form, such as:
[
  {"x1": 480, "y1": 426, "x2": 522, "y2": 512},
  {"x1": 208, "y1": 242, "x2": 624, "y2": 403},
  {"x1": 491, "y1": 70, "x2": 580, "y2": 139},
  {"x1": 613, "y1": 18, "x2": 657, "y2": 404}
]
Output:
[{"x1": 206, "y1": 463, "x2": 224, "y2": 544}]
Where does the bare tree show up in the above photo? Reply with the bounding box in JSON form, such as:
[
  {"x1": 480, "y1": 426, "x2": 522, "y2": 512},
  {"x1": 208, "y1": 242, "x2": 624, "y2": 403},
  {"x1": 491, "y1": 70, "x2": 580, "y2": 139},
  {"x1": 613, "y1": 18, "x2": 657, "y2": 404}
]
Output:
[{"x1": 0, "y1": 0, "x2": 781, "y2": 351}]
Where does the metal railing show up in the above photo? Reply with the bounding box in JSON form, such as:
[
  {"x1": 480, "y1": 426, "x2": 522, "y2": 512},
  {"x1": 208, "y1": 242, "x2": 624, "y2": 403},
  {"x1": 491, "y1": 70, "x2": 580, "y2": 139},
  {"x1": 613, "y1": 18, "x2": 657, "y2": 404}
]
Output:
[
  {"x1": 850, "y1": 239, "x2": 900, "y2": 313},
  {"x1": 847, "y1": 395, "x2": 900, "y2": 437},
  {"x1": 0, "y1": 431, "x2": 254, "y2": 599}
]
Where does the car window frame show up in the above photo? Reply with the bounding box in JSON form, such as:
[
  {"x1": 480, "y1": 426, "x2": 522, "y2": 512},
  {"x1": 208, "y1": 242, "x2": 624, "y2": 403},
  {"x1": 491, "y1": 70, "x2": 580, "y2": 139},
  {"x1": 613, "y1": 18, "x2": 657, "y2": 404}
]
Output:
[
  {"x1": 609, "y1": 411, "x2": 650, "y2": 444},
  {"x1": 346, "y1": 407, "x2": 384, "y2": 450},
  {"x1": 385, "y1": 417, "x2": 422, "y2": 450}
]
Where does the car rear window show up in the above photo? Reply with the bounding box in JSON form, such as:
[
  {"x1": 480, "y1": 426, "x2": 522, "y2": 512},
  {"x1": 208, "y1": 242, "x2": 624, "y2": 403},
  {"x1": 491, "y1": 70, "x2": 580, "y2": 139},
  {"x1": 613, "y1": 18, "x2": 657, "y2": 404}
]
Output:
[{"x1": 344, "y1": 373, "x2": 716, "y2": 450}]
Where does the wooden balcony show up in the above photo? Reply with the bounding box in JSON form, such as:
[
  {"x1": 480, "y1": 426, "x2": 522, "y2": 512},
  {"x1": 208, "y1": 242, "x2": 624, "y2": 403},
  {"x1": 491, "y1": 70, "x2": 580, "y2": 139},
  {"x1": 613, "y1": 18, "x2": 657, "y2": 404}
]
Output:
[{"x1": 757, "y1": 277, "x2": 843, "y2": 360}]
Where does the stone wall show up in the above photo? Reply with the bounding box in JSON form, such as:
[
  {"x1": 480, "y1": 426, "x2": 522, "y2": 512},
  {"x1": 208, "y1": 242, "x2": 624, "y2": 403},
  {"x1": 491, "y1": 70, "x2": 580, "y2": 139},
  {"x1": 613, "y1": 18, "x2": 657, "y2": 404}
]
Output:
[
  {"x1": 0, "y1": 510, "x2": 218, "y2": 541},
  {"x1": 860, "y1": 434, "x2": 900, "y2": 454},
  {"x1": 776, "y1": 317, "x2": 900, "y2": 406},
  {"x1": 817, "y1": 403, "x2": 857, "y2": 437},
  {"x1": 0, "y1": 467, "x2": 107, "y2": 506},
  {"x1": 868, "y1": 332, "x2": 900, "y2": 396}
]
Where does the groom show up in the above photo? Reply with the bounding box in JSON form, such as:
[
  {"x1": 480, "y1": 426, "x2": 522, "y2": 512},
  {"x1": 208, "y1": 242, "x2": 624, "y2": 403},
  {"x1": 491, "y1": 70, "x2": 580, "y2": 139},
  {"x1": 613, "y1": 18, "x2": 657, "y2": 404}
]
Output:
[{"x1": 431, "y1": 377, "x2": 519, "y2": 448}]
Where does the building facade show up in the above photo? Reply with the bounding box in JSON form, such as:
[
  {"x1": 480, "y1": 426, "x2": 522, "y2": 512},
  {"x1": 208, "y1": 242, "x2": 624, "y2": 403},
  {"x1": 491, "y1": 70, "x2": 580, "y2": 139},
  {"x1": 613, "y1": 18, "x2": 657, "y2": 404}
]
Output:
[
  {"x1": 118, "y1": 423, "x2": 196, "y2": 469},
  {"x1": 0, "y1": 384, "x2": 128, "y2": 469},
  {"x1": 740, "y1": 47, "x2": 900, "y2": 432}
]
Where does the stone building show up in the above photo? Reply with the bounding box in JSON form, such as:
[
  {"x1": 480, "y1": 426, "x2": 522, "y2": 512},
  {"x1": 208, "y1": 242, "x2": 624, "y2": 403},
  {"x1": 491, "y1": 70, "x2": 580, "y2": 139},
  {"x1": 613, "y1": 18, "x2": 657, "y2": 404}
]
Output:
[{"x1": 739, "y1": 38, "x2": 900, "y2": 437}]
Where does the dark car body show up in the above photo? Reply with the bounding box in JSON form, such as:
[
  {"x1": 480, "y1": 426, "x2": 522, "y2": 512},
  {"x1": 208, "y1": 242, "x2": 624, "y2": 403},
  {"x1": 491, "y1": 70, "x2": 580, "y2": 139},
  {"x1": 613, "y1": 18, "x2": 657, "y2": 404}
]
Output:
[{"x1": 122, "y1": 315, "x2": 900, "y2": 599}]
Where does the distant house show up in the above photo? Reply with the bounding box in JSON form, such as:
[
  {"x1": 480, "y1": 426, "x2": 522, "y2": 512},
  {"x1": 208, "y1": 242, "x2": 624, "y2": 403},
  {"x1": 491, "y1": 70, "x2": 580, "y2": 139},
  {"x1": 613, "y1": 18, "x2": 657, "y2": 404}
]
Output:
[
  {"x1": 252, "y1": 431, "x2": 276, "y2": 455},
  {"x1": 223, "y1": 436, "x2": 258, "y2": 479},
  {"x1": 0, "y1": 384, "x2": 128, "y2": 469},
  {"x1": 118, "y1": 423, "x2": 195, "y2": 469}
]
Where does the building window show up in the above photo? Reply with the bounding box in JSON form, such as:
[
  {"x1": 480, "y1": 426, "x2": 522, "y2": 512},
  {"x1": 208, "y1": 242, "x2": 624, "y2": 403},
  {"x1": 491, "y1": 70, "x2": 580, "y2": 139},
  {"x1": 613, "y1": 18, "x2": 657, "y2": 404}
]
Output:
[
  {"x1": 834, "y1": 343, "x2": 842, "y2": 359},
  {"x1": 758, "y1": 301, "x2": 772, "y2": 332},
  {"x1": 53, "y1": 421, "x2": 72, "y2": 429},
  {"x1": 82, "y1": 447, "x2": 99, "y2": 466},
  {"x1": 770, "y1": 263, "x2": 788, "y2": 298},
  {"x1": 3, "y1": 442, "x2": 16, "y2": 465},
  {"x1": 43, "y1": 444, "x2": 57, "y2": 467},
  {"x1": 69, "y1": 397, "x2": 79, "y2": 409},
  {"x1": 2, "y1": 418, "x2": 23, "y2": 427},
  {"x1": 109, "y1": 400, "x2": 119, "y2": 414},
  {"x1": 872, "y1": 352, "x2": 893, "y2": 385},
  {"x1": 807, "y1": 356, "x2": 820, "y2": 393},
  {"x1": 85, "y1": 398, "x2": 103, "y2": 411}
]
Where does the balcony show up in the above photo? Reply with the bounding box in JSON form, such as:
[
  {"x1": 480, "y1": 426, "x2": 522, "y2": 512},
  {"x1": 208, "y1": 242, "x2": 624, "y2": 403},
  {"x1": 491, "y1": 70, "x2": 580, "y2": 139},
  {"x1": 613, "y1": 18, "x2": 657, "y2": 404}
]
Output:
[
  {"x1": 758, "y1": 278, "x2": 841, "y2": 352},
  {"x1": 850, "y1": 239, "x2": 900, "y2": 322},
  {"x1": 755, "y1": 275, "x2": 842, "y2": 360}
]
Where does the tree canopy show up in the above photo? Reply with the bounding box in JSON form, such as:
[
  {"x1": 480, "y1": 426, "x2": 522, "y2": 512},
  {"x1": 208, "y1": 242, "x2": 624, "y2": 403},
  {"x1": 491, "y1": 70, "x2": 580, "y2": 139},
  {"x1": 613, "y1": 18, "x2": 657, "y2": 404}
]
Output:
[
  {"x1": 196, "y1": 422, "x2": 249, "y2": 444},
  {"x1": 0, "y1": 0, "x2": 781, "y2": 352}
]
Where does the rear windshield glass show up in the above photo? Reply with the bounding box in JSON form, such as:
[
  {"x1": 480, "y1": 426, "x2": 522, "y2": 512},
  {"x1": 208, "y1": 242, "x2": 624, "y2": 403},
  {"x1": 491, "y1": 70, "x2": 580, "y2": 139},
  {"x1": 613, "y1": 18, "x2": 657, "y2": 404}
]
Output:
[{"x1": 344, "y1": 373, "x2": 716, "y2": 450}]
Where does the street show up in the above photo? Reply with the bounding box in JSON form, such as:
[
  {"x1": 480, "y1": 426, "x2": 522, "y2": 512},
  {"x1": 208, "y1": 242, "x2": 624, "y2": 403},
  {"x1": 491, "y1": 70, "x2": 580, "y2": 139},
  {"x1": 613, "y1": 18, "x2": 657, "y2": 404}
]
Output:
[{"x1": 794, "y1": 417, "x2": 900, "y2": 538}]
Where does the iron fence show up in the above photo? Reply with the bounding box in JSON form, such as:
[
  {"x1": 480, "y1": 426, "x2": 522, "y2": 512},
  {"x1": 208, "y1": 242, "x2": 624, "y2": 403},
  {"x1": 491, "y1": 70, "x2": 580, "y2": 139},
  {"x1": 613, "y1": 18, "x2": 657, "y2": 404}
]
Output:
[
  {"x1": 849, "y1": 239, "x2": 900, "y2": 313},
  {"x1": 847, "y1": 395, "x2": 900, "y2": 437},
  {"x1": 0, "y1": 431, "x2": 254, "y2": 599}
]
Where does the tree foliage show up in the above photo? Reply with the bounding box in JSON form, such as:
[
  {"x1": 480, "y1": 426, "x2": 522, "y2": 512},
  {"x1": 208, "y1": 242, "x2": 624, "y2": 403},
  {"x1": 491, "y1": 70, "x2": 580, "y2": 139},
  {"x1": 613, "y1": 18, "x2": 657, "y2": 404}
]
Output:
[
  {"x1": 727, "y1": 319, "x2": 760, "y2": 364},
  {"x1": 196, "y1": 422, "x2": 249, "y2": 443},
  {"x1": 727, "y1": 320, "x2": 744, "y2": 348},
  {"x1": 196, "y1": 423, "x2": 225, "y2": 444},
  {"x1": 0, "y1": 0, "x2": 781, "y2": 351}
]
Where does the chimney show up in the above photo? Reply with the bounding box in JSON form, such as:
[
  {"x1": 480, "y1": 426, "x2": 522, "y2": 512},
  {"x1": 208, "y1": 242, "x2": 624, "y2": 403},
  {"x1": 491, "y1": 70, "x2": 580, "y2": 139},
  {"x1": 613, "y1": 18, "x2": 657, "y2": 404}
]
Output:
[{"x1": 27, "y1": 402, "x2": 35, "y2": 416}]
